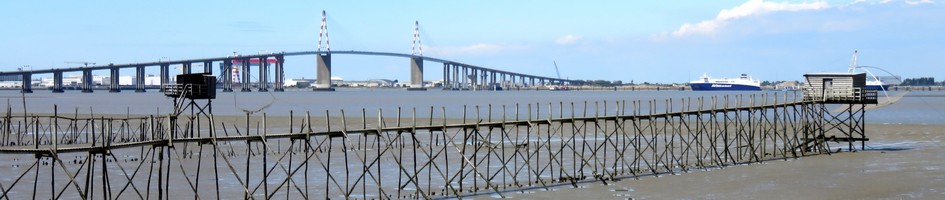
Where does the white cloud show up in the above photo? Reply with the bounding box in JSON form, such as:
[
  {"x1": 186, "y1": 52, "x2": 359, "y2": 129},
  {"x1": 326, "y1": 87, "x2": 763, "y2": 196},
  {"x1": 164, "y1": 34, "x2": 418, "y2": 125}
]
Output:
[
  {"x1": 670, "y1": 0, "x2": 832, "y2": 37},
  {"x1": 905, "y1": 0, "x2": 934, "y2": 5},
  {"x1": 423, "y1": 43, "x2": 526, "y2": 55},
  {"x1": 555, "y1": 34, "x2": 583, "y2": 45},
  {"x1": 858, "y1": 0, "x2": 933, "y2": 5}
]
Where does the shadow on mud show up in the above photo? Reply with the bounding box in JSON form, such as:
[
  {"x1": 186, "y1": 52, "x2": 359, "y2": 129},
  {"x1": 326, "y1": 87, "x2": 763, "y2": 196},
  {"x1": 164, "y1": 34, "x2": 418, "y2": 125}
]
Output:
[{"x1": 863, "y1": 146, "x2": 912, "y2": 151}]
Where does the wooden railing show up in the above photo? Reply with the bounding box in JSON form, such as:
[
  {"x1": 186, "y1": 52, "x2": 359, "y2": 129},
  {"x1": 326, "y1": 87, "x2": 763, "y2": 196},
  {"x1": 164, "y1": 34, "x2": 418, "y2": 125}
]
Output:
[{"x1": 803, "y1": 86, "x2": 878, "y2": 104}]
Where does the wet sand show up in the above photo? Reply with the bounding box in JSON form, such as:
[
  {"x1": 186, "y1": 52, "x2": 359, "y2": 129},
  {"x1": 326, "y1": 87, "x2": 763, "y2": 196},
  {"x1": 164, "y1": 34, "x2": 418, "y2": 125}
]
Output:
[{"x1": 509, "y1": 124, "x2": 945, "y2": 199}]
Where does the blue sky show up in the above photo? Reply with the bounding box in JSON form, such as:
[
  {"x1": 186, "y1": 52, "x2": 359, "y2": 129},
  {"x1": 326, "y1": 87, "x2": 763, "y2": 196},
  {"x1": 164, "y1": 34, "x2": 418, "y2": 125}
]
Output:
[{"x1": 1, "y1": 0, "x2": 942, "y2": 83}]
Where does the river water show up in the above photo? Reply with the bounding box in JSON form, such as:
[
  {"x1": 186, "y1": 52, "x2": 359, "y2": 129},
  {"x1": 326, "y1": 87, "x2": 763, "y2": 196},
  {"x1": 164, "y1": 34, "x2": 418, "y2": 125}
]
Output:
[{"x1": 1, "y1": 89, "x2": 943, "y2": 124}]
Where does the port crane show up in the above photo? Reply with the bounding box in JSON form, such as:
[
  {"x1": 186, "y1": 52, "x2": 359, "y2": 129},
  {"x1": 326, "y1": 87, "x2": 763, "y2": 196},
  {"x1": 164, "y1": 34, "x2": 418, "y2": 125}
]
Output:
[
  {"x1": 549, "y1": 61, "x2": 569, "y2": 90},
  {"x1": 553, "y1": 61, "x2": 562, "y2": 79}
]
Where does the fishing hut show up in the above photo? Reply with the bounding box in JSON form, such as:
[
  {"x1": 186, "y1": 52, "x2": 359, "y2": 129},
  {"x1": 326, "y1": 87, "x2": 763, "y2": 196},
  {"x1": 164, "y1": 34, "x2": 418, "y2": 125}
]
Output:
[
  {"x1": 163, "y1": 73, "x2": 217, "y2": 140},
  {"x1": 163, "y1": 73, "x2": 217, "y2": 100},
  {"x1": 802, "y1": 72, "x2": 877, "y2": 104},
  {"x1": 802, "y1": 72, "x2": 878, "y2": 151}
]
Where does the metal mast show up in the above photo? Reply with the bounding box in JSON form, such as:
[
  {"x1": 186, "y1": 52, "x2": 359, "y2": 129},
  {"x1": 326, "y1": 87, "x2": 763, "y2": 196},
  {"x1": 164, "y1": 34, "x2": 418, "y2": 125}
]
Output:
[{"x1": 848, "y1": 49, "x2": 858, "y2": 73}]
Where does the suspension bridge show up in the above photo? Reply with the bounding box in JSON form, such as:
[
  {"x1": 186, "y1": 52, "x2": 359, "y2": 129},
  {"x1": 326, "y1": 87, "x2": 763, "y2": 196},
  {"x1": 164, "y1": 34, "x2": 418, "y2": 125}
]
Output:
[{"x1": 0, "y1": 11, "x2": 572, "y2": 94}]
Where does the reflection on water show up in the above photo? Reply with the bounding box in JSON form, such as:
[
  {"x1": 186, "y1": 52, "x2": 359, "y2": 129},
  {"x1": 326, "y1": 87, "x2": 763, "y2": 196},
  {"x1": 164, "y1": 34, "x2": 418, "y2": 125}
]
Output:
[{"x1": 0, "y1": 89, "x2": 942, "y2": 124}]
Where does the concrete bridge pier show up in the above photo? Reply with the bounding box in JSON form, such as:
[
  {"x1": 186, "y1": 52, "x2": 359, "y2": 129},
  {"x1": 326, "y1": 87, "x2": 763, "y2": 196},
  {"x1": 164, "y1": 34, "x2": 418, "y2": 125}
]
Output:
[
  {"x1": 313, "y1": 53, "x2": 334, "y2": 91},
  {"x1": 258, "y1": 57, "x2": 269, "y2": 92},
  {"x1": 471, "y1": 68, "x2": 477, "y2": 90},
  {"x1": 479, "y1": 69, "x2": 485, "y2": 90},
  {"x1": 52, "y1": 71, "x2": 63, "y2": 93},
  {"x1": 452, "y1": 64, "x2": 460, "y2": 90},
  {"x1": 442, "y1": 63, "x2": 449, "y2": 90},
  {"x1": 109, "y1": 67, "x2": 120, "y2": 93},
  {"x1": 182, "y1": 63, "x2": 192, "y2": 74},
  {"x1": 222, "y1": 60, "x2": 233, "y2": 92},
  {"x1": 501, "y1": 73, "x2": 507, "y2": 90},
  {"x1": 274, "y1": 55, "x2": 285, "y2": 92},
  {"x1": 521, "y1": 76, "x2": 527, "y2": 88},
  {"x1": 470, "y1": 69, "x2": 477, "y2": 90},
  {"x1": 470, "y1": 69, "x2": 476, "y2": 90},
  {"x1": 479, "y1": 69, "x2": 486, "y2": 90},
  {"x1": 159, "y1": 64, "x2": 170, "y2": 92},
  {"x1": 509, "y1": 75, "x2": 515, "y2": 88},
  {"x1": 241, "y1": 58, "x2": 252, "y2": 92},
  {"x1": 20, "y1": 72, "x2": 32, "y2": 93},
  {"x1": 479, "y1": 70, "x2": 487, "y2": 90},
  {"x1": 477, "y1": 70, "x2": 483, "y2": 90},
  {"x1": 461, "y1": 66, "x2": 466, "y2": 90},
  {"x1": 450, "y1": 64, "x2": 460, "y2": 90},
  {"x1": 135, "y1": 66, "x2": 145, "y2": 92},
  {"x1": 463, "y1": 67, "x2": 470, "y2": 90},
  {"x1": 475, "y1": 69, "x2": 481, "y2": 90},
  {"x1": 490, "y1": 71, "x2": 497, "y2": 90},
  {"x1": 82, "y1": 69, "x2": 93, "y2": 93},
  {"x1": 459, "y1": 66, "x2": 465, "y2": 90},
  {"x1": 203, "y1": 61, "x2": 212, "y2": 74},
  {"x1": 408, "y1": 57, "x2": 426, "y2": 91}
]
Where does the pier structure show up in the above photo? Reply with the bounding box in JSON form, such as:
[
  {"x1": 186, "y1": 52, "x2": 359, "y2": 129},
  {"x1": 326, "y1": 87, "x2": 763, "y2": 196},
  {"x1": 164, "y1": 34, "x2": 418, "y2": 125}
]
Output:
[{"x1": 0, "y1": 89, "x2": 877, "y2": 199}]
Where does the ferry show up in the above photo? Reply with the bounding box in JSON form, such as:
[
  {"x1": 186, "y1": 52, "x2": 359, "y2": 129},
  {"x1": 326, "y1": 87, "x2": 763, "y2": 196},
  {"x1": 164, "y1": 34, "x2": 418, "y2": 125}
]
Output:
[
  {"x1": 689, "y1": 73, "x2": 761, "y2": 91},
  {"x1": 865, "y1": 79, "x2": 889, "y2": 91}
]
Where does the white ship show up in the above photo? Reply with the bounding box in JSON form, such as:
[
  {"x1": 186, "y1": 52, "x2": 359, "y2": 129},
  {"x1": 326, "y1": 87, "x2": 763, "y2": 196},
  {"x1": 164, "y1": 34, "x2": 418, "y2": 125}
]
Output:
[{"x1": 689, "y1": 73, "x2": 761, "y2": 91}]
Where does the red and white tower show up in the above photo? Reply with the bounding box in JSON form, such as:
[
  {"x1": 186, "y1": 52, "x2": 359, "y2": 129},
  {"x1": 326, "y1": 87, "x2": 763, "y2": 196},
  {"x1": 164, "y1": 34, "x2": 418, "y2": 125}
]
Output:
[
  {"x1": 232, "y1": 65, "x2": 240, "y2": 83},
  {"x1": 412, "y1": 21, "x2": 422, "y2": 56},
  {"x1": 318, "y1": 10, "x2": 331, "y2": 54}
]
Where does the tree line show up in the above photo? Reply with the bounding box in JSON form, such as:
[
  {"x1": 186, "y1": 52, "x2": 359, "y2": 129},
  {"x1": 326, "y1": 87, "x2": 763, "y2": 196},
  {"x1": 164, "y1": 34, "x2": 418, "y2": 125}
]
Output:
[{"x1": 900, "y1": 77, "x2": 943, "y2": 86}]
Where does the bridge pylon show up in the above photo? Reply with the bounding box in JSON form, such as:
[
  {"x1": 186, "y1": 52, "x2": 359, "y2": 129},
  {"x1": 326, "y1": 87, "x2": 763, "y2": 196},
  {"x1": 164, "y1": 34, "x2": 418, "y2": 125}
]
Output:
[
  {"x1": 313, "y1": 10, "x2": 335, "y2": 91},
  {"x1": 313, "y1": 53, "x2": 334, "y2": 91},
  {"x1": 407, "y1": 21, "x2": 426, "y2": 91}
]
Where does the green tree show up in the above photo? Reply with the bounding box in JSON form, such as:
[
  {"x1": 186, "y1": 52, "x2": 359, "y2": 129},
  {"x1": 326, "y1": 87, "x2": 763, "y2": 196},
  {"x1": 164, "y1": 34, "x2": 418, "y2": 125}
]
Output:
[{"x1": 901, "y1": 77, "x2": 935, "y2": 86}]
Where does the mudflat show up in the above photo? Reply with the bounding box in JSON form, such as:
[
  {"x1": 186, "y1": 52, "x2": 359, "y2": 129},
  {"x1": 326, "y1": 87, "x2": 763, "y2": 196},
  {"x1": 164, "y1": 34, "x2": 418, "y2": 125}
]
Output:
[{"x1": 508, "y1": 123, "x2": 945, "y2": 199}]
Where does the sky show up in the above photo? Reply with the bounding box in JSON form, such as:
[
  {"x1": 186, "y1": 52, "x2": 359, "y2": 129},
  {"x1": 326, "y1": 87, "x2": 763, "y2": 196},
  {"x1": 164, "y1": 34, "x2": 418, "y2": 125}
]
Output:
[{"x1": 1, "y1": 0, "x2": 943, "y2": 83}]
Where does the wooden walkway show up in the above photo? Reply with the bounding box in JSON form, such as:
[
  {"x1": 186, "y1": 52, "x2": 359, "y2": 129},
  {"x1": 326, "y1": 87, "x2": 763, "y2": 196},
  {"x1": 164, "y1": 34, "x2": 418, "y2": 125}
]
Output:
[{"x1": 0, "y1": 93, "x2": 868, "y2": 199}]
